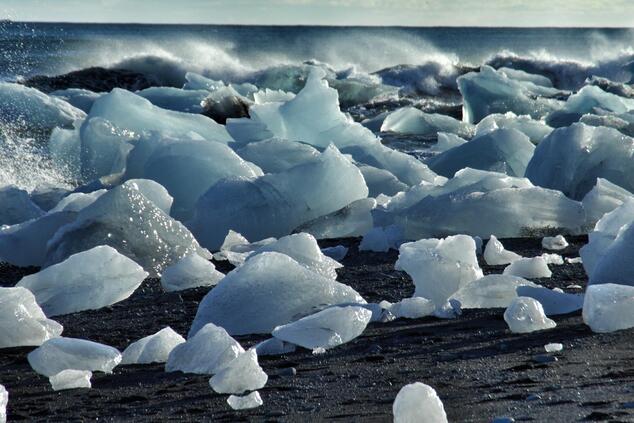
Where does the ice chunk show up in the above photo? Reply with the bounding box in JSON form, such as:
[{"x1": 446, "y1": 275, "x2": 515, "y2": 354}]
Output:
[
  {"x1": 451, "y1": 274, "x2": 538, "y2": 309},
  {"x1": 582, "y1": 178, "x2": 633, "y2": 225},
  {"x1": 544, "y1": 343, "x2": 563, "y2": 352},
  {"x1": 122, "y1": 179, "x2": 173, "y2": 215},
  {"x1": 137, "y1": 87, "x2": 208, "y2": 113},
  {"x1": 30, "y1": 185, "x2": 71, "y2": 212},
  {"x1": 165, "y1": 323, "x2": 244, "y2": 375},
  {"x1": 18, "y1": 246, "x2": 148, "y2": 316},
  {"x1": 189, "y1": 252, "x2": 365, "y2": 336},
  {"x1": 484, "y1": 235, "x2": 522, "y2": 265},
  {"x1": 359, "y1": 165, "x2": 408, "y2": 197},
  {"x1": 79, "y1": 117, "x2": 135, "y2": 181},
  {"x1": 49, "y1": 369, "x2": 92, "y2": 391},
  {"x1": 497, "y1": 67, "x2": 554, "y2": 87},
  {"x1": 541, "y1": 253, "x2": 564, "y2": 265},
  {"x1": 272, "y1": 306, "x2": 371, "y2": 350},
  {"x1": 296, "y1": 198, "x2": 375, "y2": 240},
  {"x1": 426, "y1": 128, "x2": 535, "y2": 178},
  {"x1": 50, "y1": 88, "x2": 101, "y2": 113},
  {"x1": 161, "y1": 255, "x2": 223, "y2": 292},
  {"x1": 227, "y1": 391, "x2": 263, "y2": 410},
  {"x1": 49, "y1": 189, "x2": 107, "y2": 213},
  {"x1": 503, "y1": 257, "x2": 552, "y2": 279},
  {"x1": 321, "y1": 245, "x2": 348, "y2": 261},
  {"x1": 49, "y1": 125, "x2": 81, "y2": 177},
  {"x1": 0, "y1": 186, "x2": 44, "y2": 225},
  {"x1": 188, "y1": 145, "x2": 368, "y2": 250},
  {"x1": 27, "y1": 337, "x2": 122, "y2": 377},
  {"x1": 431, "y1": 132, "x2": 468, "y2": 154},
  {"x1": 583, "y1": 283, "x2": 634, "y2": 332},
  {"x1": 236, "y1": 138, "x2": 320, "y2": 173},
  {"x1": 457, "y1": 66, "x2": 563, "y2": 124},
  {"x1": 395, "y1": 235, "x2": 483, "y2": 309},
  {"x1": 390, "y1": 297, "x2": 435, "y2": 319},
  {"x1": 547, "y1": 85, "x2": 634, "y2": 127},
  {"x1": 0, "y1": 384, "x2": 6, "y2": 423},
  {"x1": 359, "y1": 225, "x2": 403, "y2": 253},
  {"x1": 380, "y1": 107, "x2": 474, "y2": 138},
  {"x1": 254, "y1": 338, "x2": 297, "y2": 356},
  {"x1": 542, "y1": 235, "x2": 569, "y2": 250},
  {"x1": 248, "y1": 233, "x2": 342, "y2": 280},
  {"x1": 0, "y1": 287, "x2": 63, "y2": 348},
  {"x1": 45, "y1": 183, "x2": 210, "y2": 277},
  {"x1": 475, "y1": 112, "x2": 553, "y2": 144},
  {"x1": 526, "y1": 123, "x2": 634, "y2": 200},
  {"x1": 212, "y1": 230, "x2": 276, "y2": 266},
  {"x1": 253, "y1": 88, "x2": 295, "y2": 104},
  {"x1": 516, "y1": 285, "x2": 584, "y2": 315},
  {"x1": 504, "y1": 297, "x2": 556, "y2": 333},
  {"x1": 393, "y1": 382, "x2": 448, "y2": 423},
  {"x1": 121, "y1": 327, "x2": 185, "y2": 365},
  {"x1": 209, "y1": 349, "x2": 267, "y2": 394}
]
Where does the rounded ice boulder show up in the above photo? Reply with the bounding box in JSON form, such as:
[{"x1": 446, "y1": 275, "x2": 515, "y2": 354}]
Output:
[
  {"x1": 393, "y1": 382, "x2": 448, "y2": 423},
  {"x1": 504, "y1": 297, "x2": 556, "y2": 333}
]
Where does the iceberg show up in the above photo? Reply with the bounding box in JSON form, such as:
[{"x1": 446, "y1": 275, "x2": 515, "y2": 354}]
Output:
[
  {"x1": 18, "y1": 246, "x2": 148, "y2": 316},
  {"x1": 49, "y1": 369, "x2": 92, "y2": 391},
  {"x1": 393, "y1": 382, "x2": 448, "y2": 423},
  {"x1": 188, "y1": 145, "x2": 368, "y2": 250},
  {"x1": 503, "y1": 297, "x2": 556, "y2": 333},
  {"x1": 189, "y1": 252, "x2": 365, "y2": 336},
  {"x1": 426, "y1": 128, "x2": 535, "y2": 178},
  {"x1": 295, "y1": 198, "x2": 375, "y2": 240},
  {"x1": 160, "y1": 255, "x2": 224, "y2": 292},
  {"x1": 121, "y1": 327, "x2": 185, "y2": 365},
  {"x1": 27, "y1": 337, "x2": 122, "y2": 377},
  {"x1": 542, "y1": 235, "x2": 569, "y2": 250},
  {"x1": 503, "y1": 257, "x2": 552, "y2": 279},
  {"x1": 395, "y1": 235, "x2": 483, "y2": 309},
  {"x1": 165, "y1": 323, "x2": 244, "y2": 375},
  {"x1": 227, "y1": 391, "x2": 263, "y2": 410},
  {"x1": 583, "y1": 283, "x2": 634, "y2": 333},
  {"x1": 0, "y1": 287, "x2": 63, "y2": 348},
  {"x1": 525, "y1": 123, "x2": 634, "y2": 200},
  {"x1": 0, "y1": 186, "x2": 44, "y2": 226},
  {"x1": 380, "y1": 107, "x2": 474, "y2": 138},
  {"x1": 272, "y1": 306, "x2": 372, "y2": 350},
  {"x1": 516, "y1": 285, "x2": 584, "y2": 315},
  {"x1": 45, "y1": 183, "x2": 211, "y2": 277},
  {"x1": 451, "y1": 275, "x2": 538, "y2": 309},
  {"x1": 483, "y1": 235, "x2": 522, "y2": 265},
  {"x1": 209, "y1": 349, "x2": 268, "y2": 394}
]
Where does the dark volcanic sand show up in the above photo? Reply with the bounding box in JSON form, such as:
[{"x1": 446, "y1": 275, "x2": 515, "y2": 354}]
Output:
[{"x1": 1, "y1": 236, "x2": 634, "y2": 422}]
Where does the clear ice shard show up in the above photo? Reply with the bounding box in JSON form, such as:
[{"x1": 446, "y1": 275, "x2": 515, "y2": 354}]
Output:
[
  {"x1": 188, "y1": 145, "x2": 368, "y2": 250},
  {"x1": 389, "y1": 297, "x2": 436, "y2": 319},
  {"x1": 504, "y1": 297, "x2": 556, "y2": 333},
  {"x1": 121, "y1": 327, "x2": 186, "y2": 365},
  {"x1": 583, "y1": 283, "x2": 634, "y2": 333},
  {"x1": 0, "y1": 287, "x2": 63, "y2": 348},
  {"x1": 484, "y1": 235, "x2": 522, "y2": 265},
  {"x1": 45, "y1": 182, "x2": 211, "y2": 277},
  {"x1": 451, "y1": 275, "x2": 538, "y2": 309},
  {"x1": 272, "y1": 306, "x2": 372, "y2": 350},
  {"x1": 49, "y1": 369, "x2": 92, "y2": 391},
  {"x1": 189, "y1": 252, "x2": 365, "y2": 336},
  {"x1": 160, "y1": 255, "x2": 224, "y2": 292},
  {"x1": 27, "y1": 337, "x2": 122, "y2": 377},
  {"x1": 18, "y1": 246, "x2": 148, "y2": 316},
  {"x1": 395, "y1": 235, "x2": 483, "y2": 309},
  {"x1": 393, "y1": 382, "x2": 448, "y2": 423},
  {"x1": 208, "y1": 349, "x2": 268, "y2": 394},
  {"x1": 165, "y1": 323, "x2": 244, "y2": 375}
]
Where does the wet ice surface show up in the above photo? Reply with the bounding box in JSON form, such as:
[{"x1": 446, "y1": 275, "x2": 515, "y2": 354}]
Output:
[
  {"x1": 393, "y1": 382, "x2": 448, "y2": 423},
  {"x1": 49, "y1": 369, "x2": 92, "y2": 391}
]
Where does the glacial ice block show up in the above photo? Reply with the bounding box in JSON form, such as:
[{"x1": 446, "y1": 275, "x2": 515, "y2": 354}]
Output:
[
  {"x1": 359, "y1": 165, "x2": 409, "y2": 197},
  {"x1": 475, "y1": 112, "x2": 553, "y2": 144},
  {"x1": 27, "y1": 337, "x2": 122, "y2": 377},
  {"x1": 236, "y1": 137, "x2": 320, "y2": 173},
  {"x1": 451, "y1": 275, "x2": 538, "y2": 309},
  {"x1": 503, "y1": 257, "x2": 552, "y2": 279},
  {"x1": 583, "y1": 283, "x2": 634, "y2": 333},
  {"x1": 161, "y1": 255, "x2": 224, "y2": 292},
  {"x1": 49, "y1": 190, "x2": 107, "y2": 213},
  {"x1": 121, "y1": 179, "x2": 173, "y2": 215},
  {"x1": 390, "y1": 297, "x2": 435, "y2": 319},
  {"x1": 18, "y1": 246, "x2": 148, "y2": 316},
  {"x1": 254, "y1": 338, "x2": 297, "y2": 356},
  {"x1": 50, "y1": 88, "x2": 101, "y2": 113},
  {"x1": 165, "y1": 323, "x2": 244, "y2": 375},
  {"x1": 227, "y1": 391, "x2": 263, "y2": 410},
  {"x1": 121, "y1": 327, "x2": 185, "y2": 365},
  {"x1": 0, "y1": 384, "x2": 6, "y2": 423},
  {"x1": 380, "y1": 106, "x2": 474, "y2": 138},
  {"x1": 426, "y1": 128, "x2": 535, "y2": 178},
  {"x1": 79, "y1": 117, "x2": 136, "y2": 181},
  {"x1": 431, "y1": 132, "x2": 468, "y2": 154},
  {"x1": 393, "y1": 382, "x2": 448, "y2": 423},
  {"x1": 395, "y1": 235, "x2": 483, "y2": 308},
  {"x1": 45, "y1": 183, "x2": 211, "y2": 277},
  {"x1": 189, "y1": 252, "x2": 365, "y2": 336},
  {"x1": 586, "y1": 220, "x2": 634, "y2": 287},
  {"x1": 359, "y1": 225, "x2": 404, "y2": 252},
  {"x1": 504, "y1": 297, "x2": 556, "y2": 333},
  {"x1": 136, "y1": 87, "x2": 209, "y2": 114},
  {"x1": 209, "y1": 349, "x2": 268, "y2": 394},
  {"x1": 0, "y1": 287, "x2": 63, "y2": 348},
  {"x1": 484, "y1": 235, "x2": 522, "y2": 265},
  {"x1": 296, "y1": 198, "x2": 376, "y2": 240},
  {"x1": 542, "y1": 235, "x2": 569, "y2": 250},
  {"x1": 272, "y1": 306, "x2": 372, "y2": 350},
  {"x1": 525, "y1": 123, "x2": 634, "y2": 200},
  {"x1": 582, "y1": 178, "x2": 634, "y2": 225},
  {"x1": 547, "y1": 85, "x2": 634, "y2": 127},
  {"x1": 516, "y1": 285, "x2": 583, "y2": 315},
  {"x1": 188, "y1": 145, "x2": 368, "y2": 250},
  {"x1": 0, "y1": 185, "x2": 44, "y2": 226},
  {"x1": 49, "y1": 369, "x2": 92, "y2": 391}
]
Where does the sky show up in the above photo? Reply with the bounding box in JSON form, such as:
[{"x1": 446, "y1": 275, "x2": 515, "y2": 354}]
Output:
[{"x1": 2, "y1": 0, "x2": 634, "y2": 27}]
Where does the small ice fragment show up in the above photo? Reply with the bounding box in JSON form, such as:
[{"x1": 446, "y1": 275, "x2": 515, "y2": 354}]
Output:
[
  {"x1": 312, "y1": 347, "x2": 326, "y2": 355},
  {"x1": 541, "y1": 253, "x2": 564, "y2": 265},
  {"x1": 583, "y1": 283, "x2": 634, "y2": 333},
  {"x1": 0, "y1": 384, "x2": 6, "y2": 423},
  {"x1": 503, "y1": 257, "x2": 552, "y2": 279},
  {"x1": 121, "y1": 327, "x2": 185, "y2": 365},
  {"x1": 433, "y1": 300, "x2": 463, "y2": 319},
  {"x1": 321, "y1": 245, "x2": 348, "y2": 261},
  {"x1": 160, "y1": 255, "x2": 224, "y2": 292},
  {"x1": 359, "y1": 225, "x2": 403, "y2": 252},
  {"x1": 566, "y1": 257, "x2": 583, "y2": 264},
  {"x1": 542, "y1": 235, "x2": 569, "y2": 251},
  {"x1": 393, "y1": 382, "x2": 448, "y2": 423},
  {"x1": 49, "y1": 369, "x2": 92, "y2": 391},
  {"x1": 544, "y1": 343, "x2": 563, "y2": 353},
  {"x1": 516, "y1": 285, "x2": 584, "y2": 315},
  {"x1": 254, "y1": 338, "x2": 297, "y2": 356},
  {"x1": 451, "y1": 274, "x2": 537, "y2": 309},
  {"x1": 208, "y1": 350, "x2": 268, "y2": 394},
  {"x1": 504, "y1": 297, "x2": 556, "y2": 333},
  {"x1": 484, "y1": 235, "x2": 522, "y2": 265},
  {"x1": 391, "y1": 297, "x2": 435, "y2": 319},
  {"x1": 566, "y1": 284, "x2": 583, "y2": 289},
  {"x1": 227, "y1": 391, "x2": 263, "y2": 410}
]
